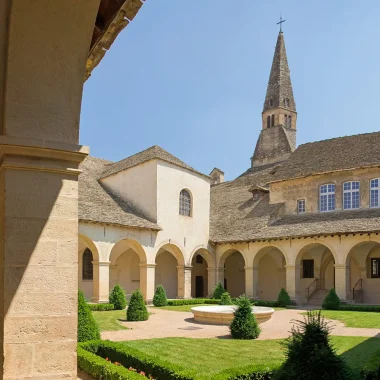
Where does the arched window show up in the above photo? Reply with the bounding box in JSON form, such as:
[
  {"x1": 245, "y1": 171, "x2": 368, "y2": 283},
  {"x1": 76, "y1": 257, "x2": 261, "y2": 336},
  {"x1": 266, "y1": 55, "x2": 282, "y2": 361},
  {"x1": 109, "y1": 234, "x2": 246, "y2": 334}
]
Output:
[
  {"x1": 284, "y1": 114, "x2": 288, "y2": 126},
  {"x1": 288, "y1": 115, "x2": 292, "y2": 128},
  {"x1": 179, "y1": 189, "x2": 191, "y2": 216},
  {"x1": 271, "y1": 114, "x2": 274, "y2": 127},
  {"x1": 82, "y1": 248, "x2": 93, "y2": 280},
  {"x1": 269, "y1": 98, "x2": 273, "y2": 107},
  {"x1": 267, "y1": 115, "x2": 270, "y2": 128}
]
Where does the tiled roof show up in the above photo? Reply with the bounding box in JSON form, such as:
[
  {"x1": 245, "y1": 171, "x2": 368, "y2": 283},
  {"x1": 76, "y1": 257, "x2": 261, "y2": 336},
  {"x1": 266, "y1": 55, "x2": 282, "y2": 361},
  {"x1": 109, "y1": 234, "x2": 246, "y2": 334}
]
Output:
[
  {"x1": 101, "y1": 145, "x2": 209, "y2": 179},
  {"x1": 79, "y1": 156, "x2": 160, "y2": 230},
  {"x1": 271, "y1": 131, "x2": 380, "y2": 183}
]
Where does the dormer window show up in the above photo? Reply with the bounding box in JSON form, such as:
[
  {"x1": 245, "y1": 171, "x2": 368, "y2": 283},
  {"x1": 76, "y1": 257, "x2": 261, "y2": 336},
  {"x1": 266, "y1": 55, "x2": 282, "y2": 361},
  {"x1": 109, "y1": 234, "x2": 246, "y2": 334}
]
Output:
[{"x1": 179, "y1": 189, "x2": 192, "y2": 216}]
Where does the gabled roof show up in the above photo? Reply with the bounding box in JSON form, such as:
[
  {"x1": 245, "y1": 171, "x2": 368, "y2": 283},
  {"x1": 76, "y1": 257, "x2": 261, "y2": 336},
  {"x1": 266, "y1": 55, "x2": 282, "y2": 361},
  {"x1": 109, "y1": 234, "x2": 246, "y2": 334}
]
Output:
[
  {"x1": 270, "y1": 131, "x2": 380, "y2": 183},
  {"x1": 79, "y1": 156, "x2": 160, "y2": 230},
  {"x1": 101, "y1": 145, "x2": 209, "y2": 179}
]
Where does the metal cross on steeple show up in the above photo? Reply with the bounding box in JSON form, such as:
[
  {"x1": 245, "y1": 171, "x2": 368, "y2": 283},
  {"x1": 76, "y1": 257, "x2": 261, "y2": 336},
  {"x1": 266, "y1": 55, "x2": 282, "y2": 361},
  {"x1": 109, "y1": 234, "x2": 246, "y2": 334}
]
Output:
[{"x1": 277, "y1": 15, "x2": 286, "y2": 32}]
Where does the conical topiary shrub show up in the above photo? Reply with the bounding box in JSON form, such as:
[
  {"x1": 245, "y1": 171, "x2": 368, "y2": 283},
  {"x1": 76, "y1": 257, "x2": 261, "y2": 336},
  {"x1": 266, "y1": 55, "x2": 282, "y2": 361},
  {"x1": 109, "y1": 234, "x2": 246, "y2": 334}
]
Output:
[
  {"x1": 230, "y1": 295, "x2": 260, "y2": 340},
  {"x1": 277, "y1": 288, "x2": 292, "y2": 307},
  {"x1": 126, "y1": 290, "x2": 149, "y2": 321},
  {"x1": 109, "y1": 284, "x2": 127, "y2": 310},
  {"x1": 275, "y1": 311, "x2": 352, "y2": 380},
  {"x1": 220, "y1": 292, "x2": 234, "y2": 305},
  {"x1": 78, "y1": 290, "x2": 100, "y2": 342},
  {"x1": 212, "y1": 282, "x2": 225, "y2": 299},
  {"x1": 153, "y1": 284, "x2": 168, "y2": 307},
  {"x1": 322, "y1": 288, "x2": 341, "y2": 310}
]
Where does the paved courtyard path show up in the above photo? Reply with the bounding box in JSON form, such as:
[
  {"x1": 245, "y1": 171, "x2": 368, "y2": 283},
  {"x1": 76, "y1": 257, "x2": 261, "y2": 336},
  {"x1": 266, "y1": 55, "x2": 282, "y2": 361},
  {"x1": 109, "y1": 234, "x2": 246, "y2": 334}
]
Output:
[{"x1": 102, "y1": 307, "x2": 380, "y2": 341}]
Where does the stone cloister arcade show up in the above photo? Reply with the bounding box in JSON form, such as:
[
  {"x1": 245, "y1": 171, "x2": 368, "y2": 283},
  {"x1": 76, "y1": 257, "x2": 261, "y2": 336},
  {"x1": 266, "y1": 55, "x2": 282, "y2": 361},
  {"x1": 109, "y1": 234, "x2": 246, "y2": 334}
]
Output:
[{"x1": 79, "y1": 232, "x2": 380, "y2": 305}]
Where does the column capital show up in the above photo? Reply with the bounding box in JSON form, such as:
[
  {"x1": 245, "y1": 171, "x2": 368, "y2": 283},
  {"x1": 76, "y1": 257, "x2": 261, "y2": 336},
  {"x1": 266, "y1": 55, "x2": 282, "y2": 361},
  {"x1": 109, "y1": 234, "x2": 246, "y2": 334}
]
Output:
[
  {"x1": 244, "y1": 266, "x2": 254, "y2": 270},
  {"x1": 139, "y1": 263, "x2": 156, "y2": 269},
  {"x1": 334, "y1": 265, "x2": 349, "y2": 269},
  {"x1": 92, "y1": 261, "x2": 111, "y2": 267},
  {"x1": 285, "y1": 265, "x2": 300, "y2": 269},
  {"x1": 177, "y1": 265, "x2": 192, "y2": 271}
]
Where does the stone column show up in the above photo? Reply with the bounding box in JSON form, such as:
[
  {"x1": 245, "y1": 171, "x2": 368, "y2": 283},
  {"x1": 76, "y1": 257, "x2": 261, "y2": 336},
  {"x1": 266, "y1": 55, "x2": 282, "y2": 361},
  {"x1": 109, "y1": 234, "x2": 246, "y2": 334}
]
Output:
[
  {"x1": 216, "y1": 267, "x2": 225, "y2": 287},
  {"x1": 93, "y1": 261, "x2": 111, "y2": 303},
  {"x1": 207, "y1": 267, "x2": 216, "y2": 297},
  {"x1": 0, "y1": 1, "x2": 100, "y2": 378},
  {"x1": 140, "y1": 264, "x2": 156, "y2": 303},
  {"x1": 335, "y1": 265, "x2": 350, "y2": 301},
  {"x1": 252, "y1": 267, "x2": 260, "y2": 299},
  {"x1": 244, "y1": 267, "x2": 254, "y2": 299},
  {"x1": 285, "y1": 265, "x2": 300, "y2": 302},
  {"x1": 177, "y1": 265, "x2": 192, "y2": 299}
]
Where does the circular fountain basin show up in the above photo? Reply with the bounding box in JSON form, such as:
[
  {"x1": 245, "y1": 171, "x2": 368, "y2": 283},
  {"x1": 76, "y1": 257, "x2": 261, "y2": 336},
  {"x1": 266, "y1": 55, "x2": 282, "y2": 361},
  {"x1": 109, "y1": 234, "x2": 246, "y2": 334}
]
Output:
[{"x1": 191, "y1": 305, "x2": 275, "y2": 325}]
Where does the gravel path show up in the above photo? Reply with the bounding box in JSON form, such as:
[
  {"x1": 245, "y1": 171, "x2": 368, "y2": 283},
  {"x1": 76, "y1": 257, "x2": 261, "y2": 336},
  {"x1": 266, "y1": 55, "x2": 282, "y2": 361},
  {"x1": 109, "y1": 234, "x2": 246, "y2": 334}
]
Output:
[{"x1": 102, "y1": 307, "x2": 380, "y2": 342}]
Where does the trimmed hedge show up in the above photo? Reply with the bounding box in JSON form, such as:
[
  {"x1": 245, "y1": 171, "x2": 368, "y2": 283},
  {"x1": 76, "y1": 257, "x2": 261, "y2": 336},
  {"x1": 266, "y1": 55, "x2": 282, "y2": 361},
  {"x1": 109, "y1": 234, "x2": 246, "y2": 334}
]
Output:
[
  {"x1": 167, "y1": 298, "x2": 220, "y2": 306},
  {"x1": 88, "y1": 303, "x2": 114, "y2": 312},
  {"x1": 277, "y1": 288, "x2": 291, "y2": 307},
  {"x1": 109, "y1": 284, "x2": 127, "y2": 310},
  {"x1": 220, "y1": 292, "x2": 234, "y2": 306},
  {"x1": 153, "y1": 284, "x2": 168, "y2": 307},
  {"x1": 78, "y1": 340, "x2": 275, "y2": 380},
  {"x1": 126, "y1": 290, "x2": 149, "y2": 321},
  {"x1": 78, "y1": 290, "x2": 100, "y2": 342},
  {"x1": 253, "y1": 300, "x2": 279, "y2": 308},
  {"x1": 322, "y1": 288, "x2": 341, "y2": 310},
  {"x1": 339, "y1": 304, "x2": 380, "y2": 312}
]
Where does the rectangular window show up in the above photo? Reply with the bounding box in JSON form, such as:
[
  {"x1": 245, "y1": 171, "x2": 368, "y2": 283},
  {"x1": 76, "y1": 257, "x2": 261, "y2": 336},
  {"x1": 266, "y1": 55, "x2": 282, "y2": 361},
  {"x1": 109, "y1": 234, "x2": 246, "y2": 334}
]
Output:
[
  {"x1": 297, "y1": 199, "x2": 306, "y2": 214},
  {"x1": 343, "y1": 181, "x2": 360, "y2": 209},
  {"x1": 370, "y1": 179, "x2": 380, "y2": 208},
  {"x1": 320, "y1": 184, "x2": 335, "y2": 212},
  {"x1": 302, "y1": 260, "x2": 314, "y2": 278},
  {"x1": 371, "y1": 258, "x2": 380, "y2": 278}
]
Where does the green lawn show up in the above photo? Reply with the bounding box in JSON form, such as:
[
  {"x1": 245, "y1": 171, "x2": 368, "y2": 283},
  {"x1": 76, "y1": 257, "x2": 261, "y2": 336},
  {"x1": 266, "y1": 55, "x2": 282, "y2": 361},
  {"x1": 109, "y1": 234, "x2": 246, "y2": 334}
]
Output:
[
  {"x1": 154, "y1": 305, "x2": 285, "y2": 312},
  {"x1": 121, "y1": 336, "x2": 380, "y2": 377},
  {"x1": 307, "y1": 310, "x2": 380, "y2": 328},
  {"x1": 92, "y1": 310, "x2": 128, "y2": 331}
]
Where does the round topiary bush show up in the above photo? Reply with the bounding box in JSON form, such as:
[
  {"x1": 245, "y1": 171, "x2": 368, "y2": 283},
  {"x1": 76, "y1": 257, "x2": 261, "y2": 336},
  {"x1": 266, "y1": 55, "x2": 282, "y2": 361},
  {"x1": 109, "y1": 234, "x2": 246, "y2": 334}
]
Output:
[
  {"x1": 212, "y1": 282, "x2": 225, "y2": 300},
  {"x1": 126, "y1": 290, "x2": 149, "y2": 321},
  {"x1": 109, "y1": 284, "x2": 127, "y2": 310},
  {"x1": 322, "y1": 288, "x2": 341, "y2": 310},
  {"x1": 153, "y1": 284, "x2": 168, "y2": 307},
  {"x1": 220, "y1": 292, "x2": 234, "y2": 305},
  {"x1": 78, "y1": 290, "x2": 100, "y2": 342},
  {"x1": 230, "y1": 295, "x2": 260, "y2": 340},
  {"x1": 277, "y1": 287, "x2": 292, "y2": 307},
  {"x1": 275, "y1": 311, "x2": 353, "y2": 380}
]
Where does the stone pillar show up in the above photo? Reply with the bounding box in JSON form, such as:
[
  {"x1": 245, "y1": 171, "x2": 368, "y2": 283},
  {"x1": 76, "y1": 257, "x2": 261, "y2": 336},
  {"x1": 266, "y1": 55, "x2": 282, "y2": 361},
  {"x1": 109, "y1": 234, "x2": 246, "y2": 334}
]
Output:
[
  {"x1": 244, "y1": 267, "x2": 254, "y2": 299},
  {"x1": 207, "y1": 267, "x2": 216, "y2": 297},
  {"x1": 216, "y1": 267, "x2": 225, "y2": 287},
  {"x1": 0, "y1": 1, "x2": 100, "y2": 378},
  {"x1": 335, "y1": 265, "x2": 350, "y2": 301},
  {"x1": 140, "y1": 264, "x2": 156, "y2": 303},
  {"x1": 285, "y1": 265, "x2": 300, "y2": 302},
  {"x1": 93, "y1": 261, "x2": 111, "y2": 303},
  {"x1": 177, "y1": 265, "x2": 192, "y2": 299},
  {"x1": 252, "y1": 267, "x2": 260, "y2": 299}
]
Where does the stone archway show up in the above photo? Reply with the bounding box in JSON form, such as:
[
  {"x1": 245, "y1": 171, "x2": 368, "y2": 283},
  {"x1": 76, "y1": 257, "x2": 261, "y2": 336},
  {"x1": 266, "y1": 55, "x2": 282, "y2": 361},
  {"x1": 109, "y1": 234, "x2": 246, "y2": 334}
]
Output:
[
  {"x1": 155, "y1": 244, "x2": 185, "y2": 299},
  {"x1": 254, "y1": 246, "x2": 286, "y2": 301},
  {"x1": 218, "y1": 250, "x2": 245, "y2": 297},
  {"x1": 109, "y1": 239, "x2": 147, "y2": 300},
  {"x1": 190, "y1": 249, "x2": 214, "y2": 298}
]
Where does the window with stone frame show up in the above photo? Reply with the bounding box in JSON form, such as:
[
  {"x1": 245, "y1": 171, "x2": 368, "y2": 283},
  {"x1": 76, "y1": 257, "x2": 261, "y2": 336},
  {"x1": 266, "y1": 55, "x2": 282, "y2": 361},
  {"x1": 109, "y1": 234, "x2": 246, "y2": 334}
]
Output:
[
  {"x1": 370, "y1": 178, "x2": 380, "y2": 208},
  {"x1": 179, "y1": 189, "x2": 192, "y2": 216},
  {"x1": 343, "y1": 181, "x2": 360, "y2": 210},
  {"x1": 288, "y1": 115, "x2": 292, "y2": 128},
  {"x1": 269, "y1": 98, "x2": 273, "y2": 107},
  {"x1": 320, "y1": 184, "x2": 335, "y2": 212},
  {"x1": 297, "y1": 199, "x2": 306, "y2": 214},
  {"x1": 371, "y1": 258, "x2": 380, "y2": 278},
  {"x1": 302, "y1": 259, "x2": 314, "y2": 278},
  {"x1": 284, "y1": 114, "x2": 288, "y2": 126},
  {"x1": 267, "y1": 115, "x2": 270, "y2": 128},
  {"x1": 82, "y1": 248, "x2": 93, "y2": 281},
  {"x1": 271, "y1": 114, "x2": 274, "y2": 127}
]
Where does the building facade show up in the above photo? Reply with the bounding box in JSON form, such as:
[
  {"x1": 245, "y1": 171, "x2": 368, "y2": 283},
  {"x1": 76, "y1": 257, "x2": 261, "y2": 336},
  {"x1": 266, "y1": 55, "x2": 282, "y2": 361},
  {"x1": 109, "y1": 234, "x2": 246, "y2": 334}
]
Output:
[{"x1": 79, "y1": 31, "x2": 380, "y2": 306}]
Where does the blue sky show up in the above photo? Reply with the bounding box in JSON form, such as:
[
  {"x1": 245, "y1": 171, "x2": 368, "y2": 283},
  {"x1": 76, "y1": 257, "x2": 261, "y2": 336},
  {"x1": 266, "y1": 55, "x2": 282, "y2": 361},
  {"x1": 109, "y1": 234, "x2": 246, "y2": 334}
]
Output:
[{"x1": 81, "y1": 1, "x2": 380, "y2": 180}]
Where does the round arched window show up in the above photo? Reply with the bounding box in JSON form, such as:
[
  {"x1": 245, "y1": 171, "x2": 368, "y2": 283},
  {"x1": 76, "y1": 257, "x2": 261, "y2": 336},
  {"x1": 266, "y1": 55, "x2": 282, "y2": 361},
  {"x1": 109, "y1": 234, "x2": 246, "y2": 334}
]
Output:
[
  {"x1": 179, "y1": 189, "x2": 192, "y2": 216},
  {"x1": 82, "y1": 248, "x2": 93, "y2": 280}
]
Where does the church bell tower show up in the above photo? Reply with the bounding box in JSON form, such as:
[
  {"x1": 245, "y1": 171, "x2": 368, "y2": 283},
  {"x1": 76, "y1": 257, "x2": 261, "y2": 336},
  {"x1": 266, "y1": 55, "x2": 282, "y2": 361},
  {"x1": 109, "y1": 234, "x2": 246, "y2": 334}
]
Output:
[{"x1": 251, "y1": 29, "x2": 297, "y2": 167}]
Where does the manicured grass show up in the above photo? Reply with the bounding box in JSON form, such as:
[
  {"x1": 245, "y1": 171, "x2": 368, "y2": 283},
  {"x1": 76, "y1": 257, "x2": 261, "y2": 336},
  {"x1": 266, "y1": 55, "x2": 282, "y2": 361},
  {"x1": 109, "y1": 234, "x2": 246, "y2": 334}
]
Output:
[
  {"x1": 306, "y1": 310, "x2": 380, "y2": 328},
  {"x1": 92, "y1": 310, "x2": 128, "y2": 331},
  {"x1": 121, "y1": 336, "x2": 380, "y2": 376},
  {"x1": 154, "y1": 305, "x2": 285, "y2": 312}
]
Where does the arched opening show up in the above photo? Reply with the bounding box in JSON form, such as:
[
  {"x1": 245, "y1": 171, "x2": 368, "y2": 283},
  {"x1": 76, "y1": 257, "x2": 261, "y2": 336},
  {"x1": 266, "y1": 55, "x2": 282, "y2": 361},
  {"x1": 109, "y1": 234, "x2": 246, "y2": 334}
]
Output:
[
  {"x1": 254, "y1": 247, "x2": 286, "y2": 300},
  {"x1": 155, "y1": 244, "x2": 185, "y2": 299},
  {"x1": 346, "y1": 240, "x2": 380, "y2": 304},
  {"x1": 78, "y1": 234, "x2": 99, "y2": 301},
  {"x1": 190, "y1": 249, "x2": 213, "y2": 298},
  {"x1": 219, "y1": 250, "x2": 245, "y2": 297},
  {"x1": 109, "y1": 239, "x2": 147, "y2": 300}
]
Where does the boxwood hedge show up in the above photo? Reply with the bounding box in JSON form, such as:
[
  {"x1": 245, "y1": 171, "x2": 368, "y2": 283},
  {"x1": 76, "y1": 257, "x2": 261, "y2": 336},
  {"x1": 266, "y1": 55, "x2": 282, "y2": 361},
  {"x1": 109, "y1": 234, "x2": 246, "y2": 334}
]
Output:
[{"x1": 88, "y1": 303, "x2": 115, "y2": 312}]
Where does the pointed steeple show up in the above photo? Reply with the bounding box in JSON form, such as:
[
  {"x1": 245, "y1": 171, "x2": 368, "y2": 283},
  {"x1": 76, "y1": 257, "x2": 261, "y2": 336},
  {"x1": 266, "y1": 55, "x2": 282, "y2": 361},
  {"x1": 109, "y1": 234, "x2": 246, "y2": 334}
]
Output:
[{"x1": 263, "y1": 31, "x2": 296, "y2": 113}]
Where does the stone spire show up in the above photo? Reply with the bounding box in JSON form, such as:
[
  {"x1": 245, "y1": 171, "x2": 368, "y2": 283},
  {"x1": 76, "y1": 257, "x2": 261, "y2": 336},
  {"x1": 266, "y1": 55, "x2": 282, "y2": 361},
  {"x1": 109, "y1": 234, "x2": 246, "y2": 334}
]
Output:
[{"x1": 251, "y1": 31, "x2": 297, "y2": 168}]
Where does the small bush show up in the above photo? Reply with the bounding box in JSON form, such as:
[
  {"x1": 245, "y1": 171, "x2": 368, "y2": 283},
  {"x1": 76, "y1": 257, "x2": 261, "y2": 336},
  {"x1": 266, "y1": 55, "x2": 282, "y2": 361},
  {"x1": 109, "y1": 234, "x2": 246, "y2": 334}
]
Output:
[
  {"x1": 109, "y1": 284, "x2": 127, "y2": 310},
  {"x1": 213, "y1": 282, "x2": 225, "y2": 300},
  {"x1": 220, "y1": 292, "x2": 234, "y2": 305},
  {"x1": 253, "y1": 300, "x2": 279, "y2": 308},
  {"x1": 167, "y1": 298, "x2": 220, "y2": 306},
  {"x1": 126, "y1": 290, "x2": 149, "y2": 322},
  {"x1": 230, "y1": 295, "x2": 260, "y2": 340},
  {"x1": 277, "y1": 288, "x2": 291, "y2": 307},
  {"x1": 78, "y1": 290, "x2": 100, "y2": 342},
  {"x1": 322, "y1": 288, "x2": 341, "y2": 310},
  {"x1": 153, "y1": 284, "x2": 168, "y2": 307},
  {"x1": 275, "y1": 311, "x2": 353, "y2": 380},
  {"x1": 88, "y1": 303, "x2": 114, "y2": 312}
]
